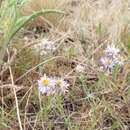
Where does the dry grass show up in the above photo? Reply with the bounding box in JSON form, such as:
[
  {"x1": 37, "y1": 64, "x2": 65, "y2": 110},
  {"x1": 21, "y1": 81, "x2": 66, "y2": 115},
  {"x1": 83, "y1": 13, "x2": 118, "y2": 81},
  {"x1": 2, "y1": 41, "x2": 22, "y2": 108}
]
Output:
[
  {"x1": 1, "y1": 0, "x2": 130, "y2": 130},
  {"x1": 21, "y1": 0, "x2": 67, "y2": 27}
]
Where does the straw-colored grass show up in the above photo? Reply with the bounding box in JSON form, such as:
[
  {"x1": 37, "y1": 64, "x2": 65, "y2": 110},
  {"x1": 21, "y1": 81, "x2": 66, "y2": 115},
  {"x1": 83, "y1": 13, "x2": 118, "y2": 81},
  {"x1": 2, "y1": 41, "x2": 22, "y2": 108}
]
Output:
[{"x1": 0, "y1": 0, "x2": 130, "y2": 130}]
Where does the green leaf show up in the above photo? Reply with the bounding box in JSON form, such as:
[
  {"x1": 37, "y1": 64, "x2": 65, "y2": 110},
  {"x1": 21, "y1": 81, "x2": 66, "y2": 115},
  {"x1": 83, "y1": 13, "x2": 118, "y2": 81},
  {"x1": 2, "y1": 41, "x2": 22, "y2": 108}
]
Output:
[
  {"x1": 8, "y1": 0, "x2": 17, "y2": 7},
  {"x1": 127, "y1": 35, "x2": 130, "y2": 49},
  {"x1": 17, "y1": 0, "x2": 27, "y2": 6},
  {"x1": 110, "y1": 121, "x2": 120, "y2": 130},
  {"x1": 9, "y1": 9, "x2": 64, "y2": 42},
  {"x1": 112, "y1": 64, "x2": 120, "y2": 81}
]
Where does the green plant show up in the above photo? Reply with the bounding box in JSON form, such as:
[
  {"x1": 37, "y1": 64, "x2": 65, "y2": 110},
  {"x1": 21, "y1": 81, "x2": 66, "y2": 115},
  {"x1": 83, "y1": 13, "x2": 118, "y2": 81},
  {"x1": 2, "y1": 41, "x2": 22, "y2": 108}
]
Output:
[{"x1": 0, "y1": 0, "x2": 64, "y2": 63}]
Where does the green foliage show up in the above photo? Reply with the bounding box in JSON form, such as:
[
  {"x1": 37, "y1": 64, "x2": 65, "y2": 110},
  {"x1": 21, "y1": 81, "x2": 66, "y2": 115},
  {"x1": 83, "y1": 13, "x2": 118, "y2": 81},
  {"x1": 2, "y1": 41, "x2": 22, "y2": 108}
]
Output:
[
  {"x1": 0, "y1": 0, "x2": 64, "y2": 61},
  {"x1": 112, "y1": 64, "x2": 120, "y2": 81},
  {"x1": 127, "y1": 34, "x2": 130, "y2": 49}
]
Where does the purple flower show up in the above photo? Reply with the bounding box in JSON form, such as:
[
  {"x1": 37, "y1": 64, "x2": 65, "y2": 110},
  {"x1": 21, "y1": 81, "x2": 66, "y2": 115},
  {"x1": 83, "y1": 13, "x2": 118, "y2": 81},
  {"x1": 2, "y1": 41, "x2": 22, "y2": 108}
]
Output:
[
  {"x1": 99, "y1": 44, "x2": 124, "y2": 74},
  {"x1": 38, "y1": 74, "x2": 69, "y2": 96},
  {"x1": 104, "y1": 44, "x2": 120, "y2": 57}
]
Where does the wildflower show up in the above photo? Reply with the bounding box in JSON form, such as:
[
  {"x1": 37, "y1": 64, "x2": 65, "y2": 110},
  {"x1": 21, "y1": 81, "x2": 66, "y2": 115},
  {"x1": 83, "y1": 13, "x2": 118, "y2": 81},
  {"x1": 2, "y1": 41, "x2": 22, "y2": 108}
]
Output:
[
  {"x1": 100, "y1": 56, "x2": 113, "y2": 69},
  {"x1": 38, "y1": 74, "x2": 69, "y2": 96},
  {"x1": 54, "y1": 78, "x2": 69, "y2": 94},
  {"x1": 34, "y1": 38, "x2": 56, "y2": 55},
  {"x1": 104, "y1": 44, "x2": 120, "y2": 57},
  {"x1": 99, "y1": 44, "x2": 124, "y2": 74},
  {"x1": 75, "y1": 64, "x2": 85, "y2": 73},
  {"x1": 38, "y1": 74, "x2": 53, "y2": 96}
]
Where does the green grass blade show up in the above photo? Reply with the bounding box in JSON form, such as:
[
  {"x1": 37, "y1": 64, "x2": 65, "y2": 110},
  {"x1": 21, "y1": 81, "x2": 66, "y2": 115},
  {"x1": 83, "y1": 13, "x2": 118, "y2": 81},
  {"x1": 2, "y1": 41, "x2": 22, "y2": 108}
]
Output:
[{"x1": 9, "y1": 9, "x2": 64, "y2": 42}]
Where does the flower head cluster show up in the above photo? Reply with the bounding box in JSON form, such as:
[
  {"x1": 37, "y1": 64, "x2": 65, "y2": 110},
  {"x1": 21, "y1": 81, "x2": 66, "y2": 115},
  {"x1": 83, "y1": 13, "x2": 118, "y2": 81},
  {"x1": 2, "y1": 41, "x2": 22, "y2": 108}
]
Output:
[
  {"x1": 38, "y1": 74, "x2": 69, "y2": 96},
  {"x1": 34, "y1": 38, "x2": 56, "y2": 55},
  {"x1": 99, "y1": 44, "x2": 124, "y2": 74}
]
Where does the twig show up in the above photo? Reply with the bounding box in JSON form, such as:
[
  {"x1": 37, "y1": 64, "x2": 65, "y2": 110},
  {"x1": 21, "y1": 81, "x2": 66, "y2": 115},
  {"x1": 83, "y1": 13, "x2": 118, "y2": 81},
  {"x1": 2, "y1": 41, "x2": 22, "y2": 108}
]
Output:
[
  {"x1": 23, "y1": 86, "x2": 32, "y2": 130},
  {"x1": 9, "y1": 66, "x2": 23, "y2": 130},
  {"x1": 7, "y1": 48, "x2": 23, "y2": 130}
]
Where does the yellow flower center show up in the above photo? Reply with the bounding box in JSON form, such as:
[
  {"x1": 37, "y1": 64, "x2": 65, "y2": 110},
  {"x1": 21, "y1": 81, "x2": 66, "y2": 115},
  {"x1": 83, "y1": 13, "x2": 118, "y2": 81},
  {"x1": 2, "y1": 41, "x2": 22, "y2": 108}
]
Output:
[
  {"x1": 105, "y1": 60, "x2": 110, "y2": 65},
  {"x1": 42, "y1": 79, "x2": 49, "y2": 86},
  {"x1": 56, "y1": 80, "x2": 62, "y2": 88}
]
